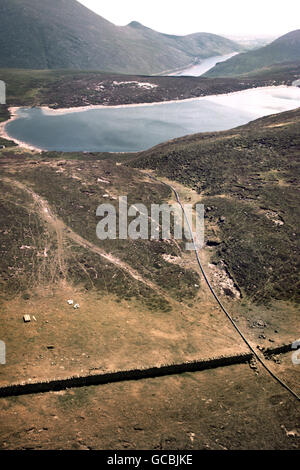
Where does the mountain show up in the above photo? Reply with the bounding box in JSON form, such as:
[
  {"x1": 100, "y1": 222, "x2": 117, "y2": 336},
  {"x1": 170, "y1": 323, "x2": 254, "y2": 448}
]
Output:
[
  {"x1": 205, "y1": 29, "x2": 300, "y2": 77},
  {"x1": 0, "y1": 0, "x2": 240, "y2": 75}
]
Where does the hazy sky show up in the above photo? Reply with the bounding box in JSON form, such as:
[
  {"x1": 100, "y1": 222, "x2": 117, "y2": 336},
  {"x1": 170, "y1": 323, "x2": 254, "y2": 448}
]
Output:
[{"x1": 78, "y1": 0, "x2": 300, "y2": 37}]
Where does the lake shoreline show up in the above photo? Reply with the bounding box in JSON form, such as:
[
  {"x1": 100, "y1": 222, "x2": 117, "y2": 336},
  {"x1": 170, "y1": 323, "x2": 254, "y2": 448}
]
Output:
[
  {"x1": 167, "y1": 52, "x2": 239, "y2": 77},
  {"x1": 1, "y1": 84, "x2": 298, "y2": 153},
  {"x1": 0, "y1": 107, "x2": 44, "y2": 152}
]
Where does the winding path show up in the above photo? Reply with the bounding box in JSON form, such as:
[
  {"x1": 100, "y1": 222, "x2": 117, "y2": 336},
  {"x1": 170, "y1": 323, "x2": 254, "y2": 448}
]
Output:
[{"x1": 2, "y1": 177, "x2": 172, "y2": 302}]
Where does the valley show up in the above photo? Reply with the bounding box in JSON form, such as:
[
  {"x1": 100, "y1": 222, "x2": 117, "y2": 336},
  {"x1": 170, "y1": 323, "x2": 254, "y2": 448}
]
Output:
[
  {"x1": 0, "y1": 96, "x2": 299, "y2": 449},
  {"x1": 206, "y1": 29, "x2": 300, "y2": 77},
  {"x1": 0, "y1": 0, "x2": 299, "y2": 452}
]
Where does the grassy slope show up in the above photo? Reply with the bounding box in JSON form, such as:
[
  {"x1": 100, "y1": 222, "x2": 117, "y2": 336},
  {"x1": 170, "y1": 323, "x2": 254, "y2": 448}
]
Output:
[
  {"x1": 0, "y1": 0, "x2": 240, "y2": 75},
  {"x1": 242, "y1": 61, "x2": 300, "y2": 80},
  {"x1": 128, "y1": 108, "x2": 300, "y2": 304},
  {"x1": 1, "y1": 361, "x2": 299, "y2": 450},
  {"x1": 0, "y1": 157, "x2": 202, "y2": 307},
  {"x1": 206, "y1": 29, "x2": 300, "y2": 77}
]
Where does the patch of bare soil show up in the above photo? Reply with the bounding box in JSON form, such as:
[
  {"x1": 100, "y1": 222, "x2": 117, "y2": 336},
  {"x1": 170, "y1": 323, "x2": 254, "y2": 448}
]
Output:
[
  {"x1": 0, "y1": 161, "x2": 248, "y2": 387},
  {"x1": 0, "y1": 279, "x2": 248, "y2": 386},
  {"x1": 0, "y1": 360, "x2": 299, "y2": 450},
  {"x1": 0, "y1": 156, "x2": 298, "y2": 451}
]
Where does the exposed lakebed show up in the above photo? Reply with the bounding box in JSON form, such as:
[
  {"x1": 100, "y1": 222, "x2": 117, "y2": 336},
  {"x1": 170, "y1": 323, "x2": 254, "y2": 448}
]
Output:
[{"x1": 5, "y1": 86, "x2": 300, "y2": 152}]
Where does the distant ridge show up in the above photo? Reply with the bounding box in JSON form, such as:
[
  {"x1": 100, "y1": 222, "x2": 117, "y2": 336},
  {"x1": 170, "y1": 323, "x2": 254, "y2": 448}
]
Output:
[
  {"x1": 0, "y1": 0, "x2": 240, "y2": 74},
  {"x1": 205, "y1": 29, "x2": 300, "y2": 77},
  {"x1": 127, "y1": 21, "x2": 147, "y2": 29}
]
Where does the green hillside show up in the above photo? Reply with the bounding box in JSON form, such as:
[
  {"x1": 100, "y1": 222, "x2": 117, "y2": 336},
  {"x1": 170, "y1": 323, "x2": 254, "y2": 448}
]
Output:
[
  {"x1": 205, "y1": 29, "x2": 300, "y2": 77},
  {"x1": 0, "y1": 0, "x2": 240, "y2": 75}
]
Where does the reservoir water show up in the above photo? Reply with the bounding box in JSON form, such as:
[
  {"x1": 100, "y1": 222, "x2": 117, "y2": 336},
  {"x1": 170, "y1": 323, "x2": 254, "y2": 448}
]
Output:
[
  {"x1": 5, "y1": 86, "x2": 300, "y2": 153},
  {"x1": 168, "y1": 52, "x2": 238, "y2": 76}
]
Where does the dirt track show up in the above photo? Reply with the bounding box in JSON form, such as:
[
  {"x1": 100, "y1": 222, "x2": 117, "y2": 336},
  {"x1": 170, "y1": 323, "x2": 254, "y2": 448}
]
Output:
[{"x1": 2, "y1": 177, "x2": 172, "y2": 303}]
